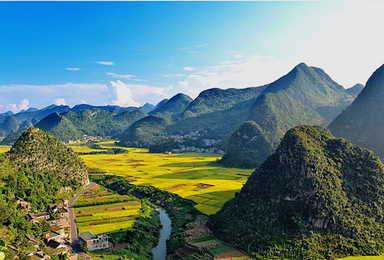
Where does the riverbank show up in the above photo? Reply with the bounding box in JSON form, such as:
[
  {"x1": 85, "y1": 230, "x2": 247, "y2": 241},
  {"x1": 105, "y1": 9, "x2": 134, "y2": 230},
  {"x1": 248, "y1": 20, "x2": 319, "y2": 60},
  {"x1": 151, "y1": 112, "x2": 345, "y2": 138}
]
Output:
[
  {"x1": 151, "y1": 208, "x2": 172, "y2": 260},
  {"x1": 92, "y1": 175, "x2": 251, "y2": 260}
]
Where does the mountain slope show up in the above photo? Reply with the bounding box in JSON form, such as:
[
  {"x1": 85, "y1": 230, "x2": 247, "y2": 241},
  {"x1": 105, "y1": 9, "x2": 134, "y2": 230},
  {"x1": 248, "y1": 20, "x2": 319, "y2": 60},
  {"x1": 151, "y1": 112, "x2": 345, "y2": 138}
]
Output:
[
  {"x1": 346, "y1": 83, "x2": 364, "y2": 97},
  {"x1": 248, "y1": 63, "x2": 353, "y2": 148},
  {"x1": 119, "y1": 116, "x2": 171, "y2": 147},
  {"x1": 209, "y1": 125, "x2": 384, "y2": 259},
  {"x1": 149, "y1": 93, "x2": 193, "y2": 121},
  {"x1": 218, "y1": 121, "x2": 273, "y2": 169},
  {"x1": 179, "y1": 86, "x2": 267, "y2": 120},
  {"x1": 36, "y1": 112, "x2": 82, "y2": 142},
  {"x1": 329, "y1": 63, "x2": 384, "y2": 160},
  {"x1": 36, "y1": 108, "x2": 148, "y2": 142}
]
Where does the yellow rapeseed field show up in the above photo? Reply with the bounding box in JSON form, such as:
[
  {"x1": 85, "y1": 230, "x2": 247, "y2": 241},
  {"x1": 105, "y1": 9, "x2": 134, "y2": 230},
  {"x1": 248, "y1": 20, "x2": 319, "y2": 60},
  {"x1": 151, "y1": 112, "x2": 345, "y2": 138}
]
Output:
[
  {"x1": 0, "y1": 145, "x2": 11, "y2": 153},
  {"x1": 70, "y1": 141, "x2": 253, "y2": 215}
]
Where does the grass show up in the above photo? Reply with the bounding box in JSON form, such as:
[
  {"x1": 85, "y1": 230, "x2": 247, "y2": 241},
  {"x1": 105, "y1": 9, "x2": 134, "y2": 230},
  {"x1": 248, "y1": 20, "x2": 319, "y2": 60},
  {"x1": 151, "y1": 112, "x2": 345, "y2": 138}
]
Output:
[
  {"x1": 75, "y1": 184, "x2": 142, "y2": 234},
  {"x1": 0, "y1": 145, "x2": 11, "y2": 153},
  {"x1": 69, "y1": 141, "x2": 253, "y2": 215},
  {"x1": 341, "y1": 257, "x2": 384, "y2": 260}
]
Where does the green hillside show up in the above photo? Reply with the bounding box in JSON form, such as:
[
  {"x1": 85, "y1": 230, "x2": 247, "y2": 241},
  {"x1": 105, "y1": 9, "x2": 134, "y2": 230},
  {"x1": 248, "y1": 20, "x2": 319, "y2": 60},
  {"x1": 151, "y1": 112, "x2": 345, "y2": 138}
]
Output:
[
  {"x1": 209, "y1": 125, "x2": 384, "y2": 259},
  {"x1": 36, "y1": 108, "x2": 148, "y2": 142},
  {"x1": 248, "y1": 63, "x2": 353, "y2": 148},
  {"x1": 119, "y1": 116, "x2": 171, "y2": 148},
  {"x1": 149, "y1": 93, "x2": 192, "y2": 121},
  {"x1": 329, "y1": 63, "x2": 384, "y2": 160},
  {"x1": 218, "y1": 121, "x2": 273, "y2": 169},
  {"x1": 179, "y1": 86, "x2": 267, "y2": 120}
]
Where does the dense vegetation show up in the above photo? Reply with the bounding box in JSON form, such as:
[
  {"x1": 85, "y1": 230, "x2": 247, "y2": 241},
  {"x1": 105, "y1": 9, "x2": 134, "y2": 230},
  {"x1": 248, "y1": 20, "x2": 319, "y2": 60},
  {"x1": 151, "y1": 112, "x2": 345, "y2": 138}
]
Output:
[
  {"x1": 219, "y1": 121, "x2": 273, "y2": 169},
  {"x1": 149, "y1": 93, "x2": 193, "y2": 121},
  {"x1": 0, "y1": 127, "x2": 89, "y2": 257},
  {"x1": 36, "y1": 108, "x2": 148, "y2": 142},
  {"x1": 91, "y1": 175, "x2": 201, "y2": 258},
  {"x1": 118, "y1": 116, "x2": 171, "y2": 148},
  {"x1": 329, "y1": 63, "x2": 384, "y2": 161},
  {"x1": 209, "y1": 125, "x2": 384, "y2": 259}
]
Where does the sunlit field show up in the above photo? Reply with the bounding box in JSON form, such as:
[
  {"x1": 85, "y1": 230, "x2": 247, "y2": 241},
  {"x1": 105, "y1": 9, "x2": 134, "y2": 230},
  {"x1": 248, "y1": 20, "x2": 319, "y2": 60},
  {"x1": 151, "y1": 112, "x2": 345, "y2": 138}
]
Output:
[
  {"x1": 69, "y1": 141, "x2": 253, "y2": 215},
  {"x1": 0, "y1": 145, "x2": 11, "y2": 153},
  {"x1": 74, "y1": 184, "x2": 142, "y2": 234},
  {"x1": 341, "y1": 256, "x2": 384, "y2": 260}
]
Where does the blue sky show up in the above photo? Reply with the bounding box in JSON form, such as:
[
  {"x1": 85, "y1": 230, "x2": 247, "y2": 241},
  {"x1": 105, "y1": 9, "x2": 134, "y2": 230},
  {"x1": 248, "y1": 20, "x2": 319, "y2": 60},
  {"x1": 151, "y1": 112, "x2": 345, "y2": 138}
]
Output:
[{"x1": 1, "y1": 1, "x2": 384, "y2": 113}]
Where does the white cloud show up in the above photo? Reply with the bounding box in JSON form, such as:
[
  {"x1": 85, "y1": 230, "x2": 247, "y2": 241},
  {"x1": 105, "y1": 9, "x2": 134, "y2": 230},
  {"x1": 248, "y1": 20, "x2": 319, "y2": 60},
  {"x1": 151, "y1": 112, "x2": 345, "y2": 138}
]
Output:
[
  {"x1": 95, "y1": 61, "x2": 114, "y2": 66},
  {"x1": 108, "y1": 80, "x2": 141, "y2": 107},
  {"x1": 177, "y1": 55, "x2": 298, "y2": 98},
  {"x1": 66, "y1": 68, "x2": 81, "y2": 71},
  {"x1": 106, "y1": 72, "x2": 143, "y2": 81},
  {"x1": 55, "y1": 98, "x2": 67, "y2": 106},
  {"x1": 234, "y1": 54, "x2": 242, "y2": 59},
  {"x1": 184, "y1": 67, "x2": 195, "y2": 72},
  {"x1": 161, "y1": 74, "x2": 186, "y2": 78},
  {"x1": 178, "y1": 74, "x2": 220, "y2": 97},
  {"x1": 6, "y1": 99, "x2": 29, "y2": 113}
]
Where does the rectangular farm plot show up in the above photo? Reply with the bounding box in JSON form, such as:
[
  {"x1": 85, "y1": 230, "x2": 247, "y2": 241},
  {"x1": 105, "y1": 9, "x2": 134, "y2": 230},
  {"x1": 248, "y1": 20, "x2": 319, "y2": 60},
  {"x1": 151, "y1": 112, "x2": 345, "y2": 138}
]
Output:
[
  {"x1": 75, "y1": 184, "x2": 142, "y2": 235},
  {"x1": 76, "y1": 143, "x2": 253, "y2": 215}
]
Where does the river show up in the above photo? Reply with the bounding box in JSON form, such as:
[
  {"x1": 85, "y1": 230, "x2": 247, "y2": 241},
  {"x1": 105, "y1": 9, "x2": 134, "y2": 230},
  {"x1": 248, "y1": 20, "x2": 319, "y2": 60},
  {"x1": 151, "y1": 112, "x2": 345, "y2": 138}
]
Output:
[{"x1": 151, "y1": 208, "x2": 172, "y2": 260}]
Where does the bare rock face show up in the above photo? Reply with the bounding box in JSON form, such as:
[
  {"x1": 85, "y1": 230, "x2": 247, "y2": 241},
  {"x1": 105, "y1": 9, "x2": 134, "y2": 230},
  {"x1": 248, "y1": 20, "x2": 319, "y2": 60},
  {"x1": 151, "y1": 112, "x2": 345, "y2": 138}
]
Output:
[{"x1": 209, "y1": 125, "x2": 384, "y2": 259}]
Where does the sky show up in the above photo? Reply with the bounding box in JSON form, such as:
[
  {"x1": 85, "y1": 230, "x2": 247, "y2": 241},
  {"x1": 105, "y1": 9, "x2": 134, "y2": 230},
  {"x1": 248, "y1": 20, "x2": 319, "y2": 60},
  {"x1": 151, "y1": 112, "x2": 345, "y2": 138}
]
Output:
[{"x1": 1, "y1": 1, "x2": 384, "y2": 113}]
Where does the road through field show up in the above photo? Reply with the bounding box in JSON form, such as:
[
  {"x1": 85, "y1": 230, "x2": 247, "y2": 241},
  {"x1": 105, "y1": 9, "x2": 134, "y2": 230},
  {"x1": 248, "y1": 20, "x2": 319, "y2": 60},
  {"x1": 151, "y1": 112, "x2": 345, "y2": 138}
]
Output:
[{"x1": 68, "y1": 182, "x2": 96, "y2": 259}]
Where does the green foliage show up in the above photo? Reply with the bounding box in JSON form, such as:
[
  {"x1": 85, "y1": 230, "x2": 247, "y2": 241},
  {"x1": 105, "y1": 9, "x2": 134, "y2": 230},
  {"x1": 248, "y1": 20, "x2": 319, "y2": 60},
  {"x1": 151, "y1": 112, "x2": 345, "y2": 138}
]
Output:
[
  {"x1": 148, "y1": 137, "x2": 181, "y2": 153},
  {"x1": 91, "y1": 175, "x2": 201, "y2": 256},
  {"x1": 248, "y1": 63, "x2": 354, "y2": 150},
  {"x1": 219, "y1": 121, "x2": 273, "y2": 169},
  {"x1": 209, "y1": 125, "x2": 384, "y2": 259},
  {"x1": 329, "y1": 63, "x2": 384, "y2": 161},
  {"x1": 36, "y1": 108, "x2": 148, "y2": 142},
  {"x1": 149, "y1": 93, "x2": 193, "y2": 121},
  {"x1": 119, "y1": 116, "x2": 171, "y2": 148}
]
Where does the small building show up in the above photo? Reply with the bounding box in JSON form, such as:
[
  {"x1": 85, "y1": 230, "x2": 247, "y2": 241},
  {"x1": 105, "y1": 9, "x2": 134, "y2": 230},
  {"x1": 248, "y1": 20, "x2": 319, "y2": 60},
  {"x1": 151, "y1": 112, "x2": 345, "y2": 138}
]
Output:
[
  {"x1": 78, "y1": 231, "x2": 109, "y2": 251},
  {"x1": 44, "y1": 231, "x2": 62, "y2": 243},
  {"x1": 16, "y1": 197, "x2": 31, "y2": 212}
]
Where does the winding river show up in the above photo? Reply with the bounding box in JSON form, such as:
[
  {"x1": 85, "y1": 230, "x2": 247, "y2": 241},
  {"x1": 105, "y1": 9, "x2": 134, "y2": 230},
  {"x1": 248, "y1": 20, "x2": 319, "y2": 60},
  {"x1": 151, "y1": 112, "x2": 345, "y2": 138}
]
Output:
[{"x1": 151, "y1": 208, "x2": 172, "y2": 260}]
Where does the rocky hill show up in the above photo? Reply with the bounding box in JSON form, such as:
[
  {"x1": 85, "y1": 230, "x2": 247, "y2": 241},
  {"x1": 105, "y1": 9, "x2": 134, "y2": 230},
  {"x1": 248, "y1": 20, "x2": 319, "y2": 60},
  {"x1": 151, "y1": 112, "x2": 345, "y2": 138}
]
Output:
[
  {"x1": 218, "y1": 121, "x2": 273, "y2": 169},
  {"x1": 209, "y1": 125, "x2": 384, "y2": 259},
  {"x1": 329, "y1": 63, "x2": 384, "y2": 160},
  {"x1": 1, "y1": 127, "x2": 89, "y2": 211}
]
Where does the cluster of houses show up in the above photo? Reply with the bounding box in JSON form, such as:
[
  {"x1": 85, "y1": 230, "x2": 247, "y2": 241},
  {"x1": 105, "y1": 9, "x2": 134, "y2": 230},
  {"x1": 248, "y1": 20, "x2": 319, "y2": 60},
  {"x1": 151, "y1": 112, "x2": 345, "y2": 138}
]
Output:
[
  {"x1": 170, "y1": 145, "x2": 225, "y2": 155},
  {"x1": 13, "y1": 196, "x2": 111, "y2": 260},
  {"x1": 16, "y1": 197, "x2": 77, "y2": 260}
]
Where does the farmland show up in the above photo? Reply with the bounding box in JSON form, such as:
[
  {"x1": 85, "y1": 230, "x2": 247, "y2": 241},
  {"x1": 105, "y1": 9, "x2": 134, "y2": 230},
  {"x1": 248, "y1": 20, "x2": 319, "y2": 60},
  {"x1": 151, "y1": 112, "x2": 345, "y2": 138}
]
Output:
[
  {"x1": 74, "y1": 184, "x2": 142, "y2": 234},
  {"x1": 70, "y1": 141, "x2": 253, "y2": 215},
  {"x1": 0, "y1": 145, "x2": 10, "y2": 153}
]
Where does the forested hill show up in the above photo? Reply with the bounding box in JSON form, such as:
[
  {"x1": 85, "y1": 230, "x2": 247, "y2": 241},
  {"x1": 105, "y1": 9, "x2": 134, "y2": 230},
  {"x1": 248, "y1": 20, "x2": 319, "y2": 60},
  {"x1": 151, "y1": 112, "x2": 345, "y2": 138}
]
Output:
[
  {"x1": 219, "y1": 63, "x2": 355, "y2": 168},
  {"x1": 218, "y1": 121, "x2": 273, "y2": 169},
  {"x1": 209, "y1": 125, "x2": 384, "y2": 259},
  {"x1": 35, "y1": 108, "x2": 148, "y2": 142},
  {"x1": 329, "y1": 63, "x2": 384, "y2": 161},
  {"x1": 1, "y1": 127, "x2": 89, "y2": 210},
  {"x1": 248, "y1": 63, "x2": 353, "y2": 148},
  {"x1": 148, "y1": 93, "x2": 193, "y2": 121}
]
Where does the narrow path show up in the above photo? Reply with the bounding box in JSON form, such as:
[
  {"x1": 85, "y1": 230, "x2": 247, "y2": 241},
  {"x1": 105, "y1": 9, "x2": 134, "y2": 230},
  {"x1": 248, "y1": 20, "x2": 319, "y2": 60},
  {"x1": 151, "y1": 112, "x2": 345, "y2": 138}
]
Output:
[{"x1": 68, "y1": 182, "x2": 96, "y2": 259}]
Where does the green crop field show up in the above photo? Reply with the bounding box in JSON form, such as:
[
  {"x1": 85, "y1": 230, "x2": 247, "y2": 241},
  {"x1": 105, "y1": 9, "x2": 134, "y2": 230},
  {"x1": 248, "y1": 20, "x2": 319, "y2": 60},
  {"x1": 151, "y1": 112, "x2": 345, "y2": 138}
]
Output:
[
  {"x1": 341, "y1": 256, "x2": 384, "y2": 260},
  {"x1": 70, "y1": 141, "x2": 253, "y2": 215},
  {"x1": 0, "y1": 145, "x2": 11, "y2": 153},
  {"x1": 75, "y1": 184, "x2": 142, "y2": 234}
]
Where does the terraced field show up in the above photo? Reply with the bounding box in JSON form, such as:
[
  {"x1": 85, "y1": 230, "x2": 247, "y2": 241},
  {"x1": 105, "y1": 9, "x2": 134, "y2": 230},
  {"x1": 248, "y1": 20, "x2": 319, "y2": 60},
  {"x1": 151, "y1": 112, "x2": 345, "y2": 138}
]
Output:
[
  {"x1": 70, "y1": 141, "x2": 253, "y2": 215},
  {"x1": 74, "y1": 184, "x2": 142, "y2": 234}
]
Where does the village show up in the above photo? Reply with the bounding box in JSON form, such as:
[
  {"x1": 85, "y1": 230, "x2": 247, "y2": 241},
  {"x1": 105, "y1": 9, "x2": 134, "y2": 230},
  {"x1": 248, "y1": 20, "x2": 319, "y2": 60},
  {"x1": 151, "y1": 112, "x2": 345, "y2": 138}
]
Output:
[{"x1": 9, "y1": 195, "x2": 110, "y2": 260}]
